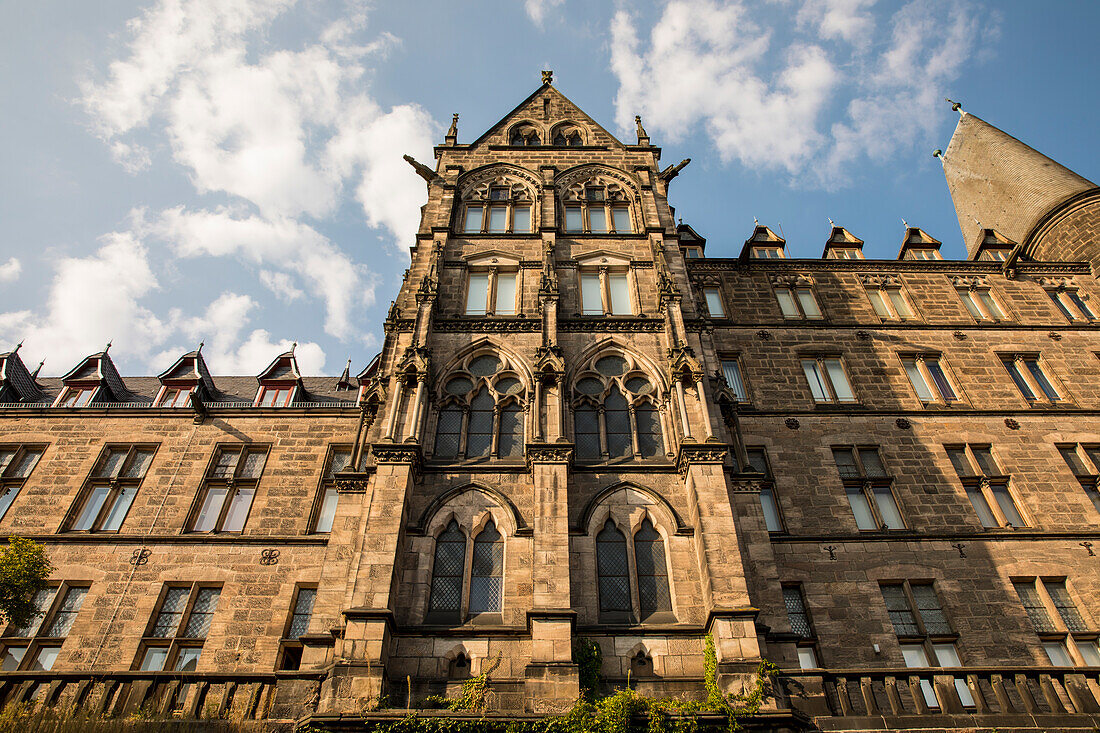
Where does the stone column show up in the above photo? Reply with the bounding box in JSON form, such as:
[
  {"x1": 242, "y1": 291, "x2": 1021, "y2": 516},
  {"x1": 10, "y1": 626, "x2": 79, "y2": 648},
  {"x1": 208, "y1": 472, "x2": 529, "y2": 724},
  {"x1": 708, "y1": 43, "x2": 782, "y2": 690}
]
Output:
[{"x1": 525, "y1": 446, "x2": 578, "y2": 712}]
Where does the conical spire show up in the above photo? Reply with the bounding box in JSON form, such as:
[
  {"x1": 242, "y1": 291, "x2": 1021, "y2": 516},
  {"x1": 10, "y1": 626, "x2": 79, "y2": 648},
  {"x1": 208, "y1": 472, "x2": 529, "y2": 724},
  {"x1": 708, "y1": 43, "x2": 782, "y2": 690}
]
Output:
[{"x1": 942, "y1": 111, "x2": 1096, "y2": 257}]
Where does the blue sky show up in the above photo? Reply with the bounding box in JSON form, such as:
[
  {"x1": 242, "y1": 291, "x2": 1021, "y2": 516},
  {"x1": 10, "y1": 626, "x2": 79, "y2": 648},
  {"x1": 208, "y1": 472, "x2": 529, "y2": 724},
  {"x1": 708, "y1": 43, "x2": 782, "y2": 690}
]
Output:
[{"x1": 1, "y1": 0, "x2": 1098, "y2": 377}]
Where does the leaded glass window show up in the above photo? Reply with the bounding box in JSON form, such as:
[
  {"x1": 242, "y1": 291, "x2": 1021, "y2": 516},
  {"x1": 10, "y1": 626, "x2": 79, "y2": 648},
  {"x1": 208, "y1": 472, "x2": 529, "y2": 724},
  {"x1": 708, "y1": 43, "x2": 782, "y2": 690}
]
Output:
[
  {"x1": 597, "y1": 520, "x2": 631, "y2": 615},
  {"x1": 634, "y1": 520, "x2": 671, "y2": 618},
  {"x1": 432, "y1": 353, "x2": 527, "y2": 461},
  {"x1": 571, "y1": 352, "x2": 665, "y2": 462},
  {"x1": 469, "y1": 522, "x2": 503, "y2": 615},
  {"x1": 429, "y1": 521, "x2": 466, "y2": 621}
]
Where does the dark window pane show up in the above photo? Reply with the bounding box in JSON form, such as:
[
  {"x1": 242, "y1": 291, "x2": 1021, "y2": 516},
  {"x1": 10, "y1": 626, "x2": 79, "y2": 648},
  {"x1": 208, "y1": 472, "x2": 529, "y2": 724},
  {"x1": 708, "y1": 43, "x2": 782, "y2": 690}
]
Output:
[
  {"x1": 1014, "y1": 581, "x2": 1055, "y2": 632},
  {"x1": 634, "y1": 406, "x2": 662, "y2": 458},
  {"x1": 634, "y1": 520, "x2": 671, "y2": 616},
  {"x1": 783, "y1": 587, "x2": 812, "y2": 637},
  {"x1": 498, "y1": 404, "x2": 523, "y2": 458},
  {"x1": 289, "y1": 588, "x2": 316, "y2": 637},
  {"x1": 1060, "y1": 446, "x2": 1090, "y2": 476},
  {"x1": 152, "y1": 588, "x2": 189, "y2": 638},
  {"x1": 596, "y1": 521, "x2": 630, "y2": 613},
  {"x1": 832, "y1": 448, "x2": 859, "y2": 479},
  {"x1": 946, "y1": 448, "x2": 973, "y2": 477},
  {"x1": 745, "y1": 448, "x2": 769, "y2": 475},
  {"x1": 429, "y1": 522, "x2": 466, "y2": 614},
  {"x1": 881, "y1": 585, "x2": 919, "y2": 635},
  {"x1": 183, "y1": 588, "x2": 220, "y2": 638},
  {"x1": 44, "y1": 587, "x2": 86, "y2": 638},
  {"x1": 926, "y1": 360, "x2": 957, "y2": 401},
  {"x1": 858, "y1": 448, "x2": 887, "y2": 478},
  {"x1": 971, "y1": 447, "x2": 998, "y2": 476},
  {"x1": 466, "y1": 389, "x2": 494, "y2": 458},
  {"x1": 574, "y1": 406, "x2": 599, "y2": 459},
  {"x1": 470, "y1": 522, "x2": 503, "y2": 614},
  {"x1": 911, "y1": 585, "x2": 951, "y2": 634},
  {"x1": 434, "y1": 407, "x2": 463, "y2": 459},
  {"x1": 1002, "y1": 359, "x2": 1036, "y2": 400},
  {"x1": 604, "y1": 388, "x2": 631, "y2": 458}
]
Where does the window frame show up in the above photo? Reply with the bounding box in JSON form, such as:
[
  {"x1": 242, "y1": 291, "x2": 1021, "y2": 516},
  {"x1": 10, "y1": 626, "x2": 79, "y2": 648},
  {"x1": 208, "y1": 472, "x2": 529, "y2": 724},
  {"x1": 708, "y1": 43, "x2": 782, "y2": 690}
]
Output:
[
  {"x1": 782, "y1": 584, "x2": 820, "y2": 669},
  {"x1": 309, "y1": 446, "x2": 355, "y2": 533},
  {"x1": 0, "y1": 582, "x2": 89, "y2": 671},
  {"x1": 62, "y1": 444, "x2": 157, "y2": 533},
  {"x1": 832, "y1": 446, "x2": 905, "y2": 531},
  {"x1": 0, "y1": 444, "x2": 45, "y2": 522},
  {"x1": 827, "y1": 248, "x2": 864, "y2": 260},
  {"x1": 256, "y1": 385, "x2": 295, "y2": 408},
  {"x1": 801, "y1": 355, "x2": 858, "y2": 404},
  {"x1": 740, "y1": 446, "x2": 784, "y2": 533},
  {"x1": 906, "y1": 248, "x2": 943, "y2": 261},
  {"x1": 464, "y1": 267, "x2": 519, "y2": 316},
  {"x1": 899, "y1": 353, "x2": 962, "y2": 406},
  {"x1": 186, "y1": 445, "x2": 269, "y2": 533},
  {"x1": 561, "y1": 186, "x2": 634, "y2": 235},
  {"x1": 570, "y1": 355, "x2": 666, "y2": 463},
  {"x1": 945, "y1": 444, "x2": 1027, "y2": 529},
  {"x1": 55, "y1": 385, "x2": 99, "y2": 408},
  {"x1": 277, "y1": 584, "x2": 317, "y2": 670},
  {"x1": 999, "y1": 353, "x2": 1064, "y2": 405},
  {"x1": 719, "y1": 356, "x2": 749, "y2": 403},
  {"x1": 461, "y1": 188, "x2": 534, "y2": 235},
  {"x1": 751, "y1": 247, "x2": 785, "y2": 259},
  {"x1": 155, "y1": 384, "x2": 194, "y2": 408},
  {"x1": 956, "y1": 286, "x2": 1008, "y2": 322},
  {"x1": 865, "y1": 284, "x2": 917, "y2": 321},
  {"x1": 578, "y1": 267, "x2": 634, "y2": 316},
  {"x1": 432, "y1": 358, "x2": 526, "y2": 462},
  {"x1": 1045, "y1": 285, "x2": 1096, "y2": 322},
  {"x1": 703, "y1": 287, "x2": 726, "y2": 318},
  {"x1": 426, "y1": 517, "x2": 506, "y2": 626},
  {"x1": 1013, "y1": 577, "x2": 1099, "y2": 667},
  {"x1": 1056, "y1": 443, "x2": 1100, "y2": 514},
  {"x1": 594, "y1": 515, "x2": 676, "y2": 625},
  {"x1": 133, "y1": 582, "x2": 221, "y2": 672},
  {"x1": 775, "y1": 286, "x2": 823, "y2": 320}
]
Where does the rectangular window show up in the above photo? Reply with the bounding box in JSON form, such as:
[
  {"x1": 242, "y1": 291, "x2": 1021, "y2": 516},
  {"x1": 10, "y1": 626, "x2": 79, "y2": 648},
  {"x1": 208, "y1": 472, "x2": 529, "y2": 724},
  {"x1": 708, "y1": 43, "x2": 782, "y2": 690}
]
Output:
[
  {"x1": 58, "y1": 387, "x2": 96, "y2": 408},
  {"x1": 465, "y1": 273, "x2": 489, "y2": 315},
  {"x1": 312, "y1": 447, "x2": 354, "y2": 533},
  {"x1": 258, "y1": 386, "x2": 294, "y2": 407},
  {"x1": 906, "y1": 248, "x2": 942, "y2": 260},
  {"x1": 774, "y1": 287, "x2": 822, "y2": 319},
  {"x1": 720, "y1": 359, "x2": 748, "y2": 402},
  {"x1": 494, "y1": 273, "x2": 517, "y2": 315},
  {"x1": 833, "y1": 447, "x2": 904, "y2": 530},
  {"x1": 1047, "y1": 289, "x2": 1095, "y2": 321},
  {"x1": 1057, "y1": 444, "x2": 1100, "y2": 513},
  {"x1": 901, "y1": 355, "x2": 959, "y2": 404},
  {"x1": 981, "y1": 249, "x2": 1009, "y2": 262},
  {"x1": 742, "y1": 447, "x2": 782, "y2": 532},
  {"x1": 189, "y1": 446, "x2": 267, "y2": 533},
  {"x1": 683, "y1": 247, "x2": 702, "y2": 258},
  {"x1": 704, "y1": 288, "x2": 725, "y2": 317},
  {"x1": 0, "y1": 445, "x2": 44, "y2": 521},
  {"x1": 611, "y1": 207, "x2": 631, "y2": 233},
  {"x1": 136, "y1": 584, "x2": 220, "y2": 671},
  {"x1": 1001, "y1": 355, "x2": 1060, "y2": 403},
  {"x1": 881, "y1": 581, "x2": 969, "y2": 706},
  {"x1": 867, "y1": 286, "x2": 915, "y2": 320},
  {"x1": 752, "y1": 247, "x2": 784, "y2": 258},
  {"x1": 580, "y1": 273, "x2": 603, "y2": 315},
  {"x1": 487, "y1": 206, "x2": 508, "y2": 233},
  {"x1": 67, "y1": 445, "x2": 155, "y2": 532},
  {"x1": 957, "y1": 288, "x2": 1006, "y2": 321},
  {"x1": 946, "y1": 445, "x2": 1025, "y2": 528},
  {"x1": 278, "y1": 586, "x2": 317, "y2": 670},
  {"x1": 1, "y1": 583, "x2": 88, "y2": 671},
  {"x1": 828, "y1": 248, "x2": 863, "y2": 259},
  {"x1": 608, "y1": 274, "x2": 630, "y2": 315},
  {"x1": 1015, "y1": 578, "x2": 1096, "y2": 666},
  {"x1": 802, "y1": 357, "x2": 856, "y2": 404},
  {"x1": 588, "y1": 207, "x2": 608, "y2": 233},
  {"x1": 157, "y1": 387, "x2": 193, "y2": 407},
  {"x1": 783, "y1": 585, "x2": 820, "y2": 668},
  {"x1": 512, "y1": 206, "x2": 531, "y2": 233},
  {"x1": 463, "y1": 205, "x2": 483, "y2": 234},
  {"x1": 564, "y1": 206, "x2": 583, "y2": 232}
]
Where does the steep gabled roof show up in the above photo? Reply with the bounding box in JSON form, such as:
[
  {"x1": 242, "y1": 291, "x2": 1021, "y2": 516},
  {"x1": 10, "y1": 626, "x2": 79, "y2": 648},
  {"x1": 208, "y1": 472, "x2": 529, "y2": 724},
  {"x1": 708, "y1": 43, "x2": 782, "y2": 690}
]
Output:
[
  {"x1": 896, "y1": 226, "x2": 942, "y2": 259},
  {"x1": 467, "y1": 81, "x2": 628, "y2": 149},
  {"x1": 0, "y1": 348, "x2": 46, "y2": 404},
  {"x1": 942, "y1": 111, "x2": 1097, "y2": 256},
  {"x1": 157, "y1": 350, "x2": 217, "y2": 396},
  {"x1": 257, "y1": 351, "x2": 301, "y2": 382},
  {"x1": 821, "y1": 226, "x2": 864, "y2": 258},
  {"x1": 969, "y1": 228, "x2": 1019, "y2": 261},
  {"x1": 60, "y1": 350, "x2": 145, "y2": 403}
]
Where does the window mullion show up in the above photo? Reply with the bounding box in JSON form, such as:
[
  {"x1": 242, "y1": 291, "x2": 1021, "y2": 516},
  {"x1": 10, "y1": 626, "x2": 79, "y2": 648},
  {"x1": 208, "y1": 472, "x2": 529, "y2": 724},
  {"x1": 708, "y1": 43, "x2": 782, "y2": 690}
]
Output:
[
  {"x1": 914, "y1": 358, "x2": 940, "y2": 403},
  {"x1": 863, "y1": 482, "x2": 884, "y2": 529},
  {"x1": 1015, "y1": 356, "x2": 1046, "y2": 402},
  {"x1": 486, "y1": 268, "x2": 497, "y2": 316},
  {"x1": 599, "y1": 267, "x2": 609, "y2": 315},
  {"x1": 461, "y1": 531, "x2": 473, "y2": 620},
  {"x1": 979, "y1": 478, "x2": 1009, "y2": 527},
  {"x1": 490, "y1": 404, "x2": 501, "y2": 458},
  {"x1": 458, "y1": 407, "x2": 470, "y2": 458},
  {"x1": 820, "y1": 359, "x2": 838, "y2": 403},
  {"x1": 597, "y1": 405, "x2": 609, "y2": 458},
  {"x1": 627, "y1": 403, "x2": 640, "y2": 457},
  {"x1": 902, "y1": 583, "x2": 928, "y2": 638}
]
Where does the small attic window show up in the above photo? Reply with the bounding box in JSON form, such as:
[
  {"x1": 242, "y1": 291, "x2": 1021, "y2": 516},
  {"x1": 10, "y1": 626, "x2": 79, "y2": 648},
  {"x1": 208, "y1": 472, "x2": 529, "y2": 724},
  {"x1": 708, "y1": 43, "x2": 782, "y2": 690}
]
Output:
[
  {"x1": 828, "y1": 248, "x2": 863, "y2": 260},
  {"x1": 157, "y1": 387, "x2": 193, "y2": 408},
  {"x1": 58, "y1": 387, "x2": 97, "y2": 408},
  {"x1": 258, "y1": 386, "x2": 295, "y2": 407},
  {"x1": 906, "y1": 248, "x2": 942, "y2": 261},
  {"x1": 980, "y1": 249, "x2": 1010, "y2": 262},
  {"x1": 752, "y1": 247, "x2": 784, "y2": 259},
  {"x1": 683, "y1": 247, "x2": 703, "y2": 259}
]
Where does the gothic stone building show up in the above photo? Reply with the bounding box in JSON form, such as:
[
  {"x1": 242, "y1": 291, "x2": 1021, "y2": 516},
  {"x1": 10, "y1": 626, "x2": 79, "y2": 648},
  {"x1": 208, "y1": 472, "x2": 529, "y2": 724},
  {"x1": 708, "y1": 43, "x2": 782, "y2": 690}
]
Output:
[{"x1": 1, "y1": 78, "x2": 1100, "y2": 732}]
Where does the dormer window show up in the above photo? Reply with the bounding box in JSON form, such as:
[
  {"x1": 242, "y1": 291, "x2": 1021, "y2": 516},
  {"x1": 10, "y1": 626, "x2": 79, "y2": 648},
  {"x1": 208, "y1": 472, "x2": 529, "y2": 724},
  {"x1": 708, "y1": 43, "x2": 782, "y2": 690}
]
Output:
[
  {"x1": 156, "y1": 387, "x2": 193, "y2": 408},
  {"x1": 752, "y1": 247, "x2": 785, "y2": 259},
  {"x1": 906, "y1": 248, "x2": 942, "y2": 261},
  {"x1": 683, "y1": 247, "x2": 703, "y2": 259},
  {"x1": 981, "y1": 249, "x2": 1011, "y2": 262},
  {"x1": 58, "y1": 387, "x2": 97, "y2": 408},
  {"x1": 828, "y1": 248, "x2": 864, "y2": 260},
  {"x1": 258, "y1": 386, "x2": 295, "y2": 407}
]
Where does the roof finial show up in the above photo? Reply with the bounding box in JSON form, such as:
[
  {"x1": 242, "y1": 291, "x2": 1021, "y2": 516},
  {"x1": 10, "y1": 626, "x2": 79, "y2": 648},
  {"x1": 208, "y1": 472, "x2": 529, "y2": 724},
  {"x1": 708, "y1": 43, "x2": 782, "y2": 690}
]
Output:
[
  {"x1": 31, "y1": 359, "x2": 44, "y2": 380},
  {"x1": 945, "y1": 98, "x2": 963, "y2": 114},
  {"x1": 932, "y1": 148, "x2": 944, "y2": 160},
  {"x1": 635, "y1": 115, "x2": 648, "y2": 140},
  {"x1": 13, "y1": 340, "x2": 22, "y2": 354},
  {"x1": 447, "y1": 113, "x2": 458, "y2": 138},
  {"x1": 104, "y1": 340, "x2": 112, "y2": 354},
  {"x1": 902, "y1": 219, "x2": 909, "y2": 229},
  {"x1": 753, "y1": 217, "x2": 759, "y2": 226},
  {"x1": 828, "y1": 217, "x2": 835, "y2": 228},
  {"x1": 290, "y1": 341, "x2": 297, "y2": 355},
  {"x1": 541, "y1": 69, "x2": 553, "y2": 85},
  {"x1": 197, "y1": 340, "x2": 204, "y2": 354}
]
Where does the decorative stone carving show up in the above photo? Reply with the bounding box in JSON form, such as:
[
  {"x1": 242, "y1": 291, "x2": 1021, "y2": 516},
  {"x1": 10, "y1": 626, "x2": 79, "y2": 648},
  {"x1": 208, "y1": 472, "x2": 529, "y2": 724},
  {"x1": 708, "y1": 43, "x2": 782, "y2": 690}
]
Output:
[
  {"x1": 756, "y1": 330, "x2": 772, "y2": 340},
  {"x1": 259, "y1": 549, "x2": 280, "y2": 566},
  {"x1": 785, "y1": 418, "x2": 800, "y2": 430},
  {"x1": 525, "y1": 443, "x2": 573, "y2": 470},
  {"x1": 895, "y1": 418, "x2": 911, "y2": 430},
  {"x1": 676, "y1": 443, "x2": 729, "y2": 475},
  {"x1": 1004, "y1": 418, "x2": 1020, "y2": 430},
  {"x1": 771, "y1": 273, "x2": 815, "y2": 288},
  {"x1": 859, "y1": 274, "x2": 902, "y2": 287}
]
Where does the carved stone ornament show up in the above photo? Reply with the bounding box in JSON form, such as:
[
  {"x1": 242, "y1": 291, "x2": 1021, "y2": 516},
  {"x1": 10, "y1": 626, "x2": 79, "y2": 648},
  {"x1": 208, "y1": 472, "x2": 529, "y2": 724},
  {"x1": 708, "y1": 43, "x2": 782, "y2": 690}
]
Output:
[
  {"x1": 558, "y1": 318, "x2": 664, "y2": 333},
  {"x1": 459, "y1": 165, "x2": 541, "y2": 201},
  {"x1": 259, "y1": 549, "x2": 280, "y2": 566},
  {"x1": 859, "y1": 274, "x2": 901, "y2": 287},
  {"x1": 1004, "y1": 417, "x2": 1020, "y2": 430},
  {"x1": 1038, "y1": 276, "x2": 1075, "y2": 289},
  {"x1": 1049, "y1": 331, "x2": 1062, "y2": 341},
  {"x1": 856, "y1": 330, "x2": 871, "y2": 341},
  {"x1": 525, "y1": 444, "x2": 574, "y2": 470},
  {"x1": 555, "y1": 165, "x2": 641, "y2": 201},
  {"x1": 129, "y1": 548, "x2": 151, "y2": 566},
  {"x1": 770, "y1": 273, "x2": 815, "y2": 288},
  {"x1": 371, "y1": 444, "x2": 423, "y2": 478},
  {"x1": 895, "y1": 417, "x2": 911, "y2": 430},
  {"x1": 756, "y1": 329, "x2": 772, "y2": 340},
  {"x1": 334, "y1": 471, "x2": 371, "y2": 494},
  {"x1": 433, "y1": 319, "x2": 541, "y2": 333},
  {"x1": 727, "y1": 478, "x2": 774, "y2": 494},
  {"x1": 676, "y1": 444, "x2": 729, "y2": 475},
  {"x1": 785, "y1": 418, "x2": 800, "y2": 430},
  {"x1": 950, "y1": 275, "x2": 989, "y2": 290},
  {"x1": 953, "y1": 331, "x2": 967, "y2": 340}
]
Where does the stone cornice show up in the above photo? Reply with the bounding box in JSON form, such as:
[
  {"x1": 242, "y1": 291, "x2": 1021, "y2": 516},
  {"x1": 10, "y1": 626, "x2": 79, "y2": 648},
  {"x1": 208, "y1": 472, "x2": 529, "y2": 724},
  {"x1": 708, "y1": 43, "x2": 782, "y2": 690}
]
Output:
[
  {"x1": 687, "y1": 258, "x2": 1092, "y2": 275},
  {"x1": 432, "y1": 318, "x2": 541, "y2": 333},
  {"x1": 558, "y1": 317, "x2": 664, "y2": 332}
]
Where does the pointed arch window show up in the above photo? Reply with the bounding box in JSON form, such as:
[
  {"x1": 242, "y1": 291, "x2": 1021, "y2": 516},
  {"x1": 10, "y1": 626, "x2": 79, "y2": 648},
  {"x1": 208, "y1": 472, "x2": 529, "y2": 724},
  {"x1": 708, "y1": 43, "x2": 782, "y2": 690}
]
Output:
[
  {"x1": 428, "y1": 520, "x2": 466, "y2": 624},
  {"x1": 597, "y1": 520, "x2": 631, "y2": 617},
  {"x1": 432, "y1": 353, "x2": 526, "y2": 461},
  {"x1": 470, "y1": 521, "x2": 503, "y2": 615},
  {"x1": 634, "y1": 519, "x2": 672, "y2": 619},
  {"x1": 572, "y1": 354, "x2": 666, "y2": 462}
]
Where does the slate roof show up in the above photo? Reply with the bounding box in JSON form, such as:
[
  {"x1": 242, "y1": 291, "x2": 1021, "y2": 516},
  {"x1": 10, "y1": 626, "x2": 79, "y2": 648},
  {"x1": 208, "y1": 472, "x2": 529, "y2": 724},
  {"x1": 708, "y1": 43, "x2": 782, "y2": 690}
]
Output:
[{"x1": 26, "y1": 376, "x2": 357, "y2": 406}]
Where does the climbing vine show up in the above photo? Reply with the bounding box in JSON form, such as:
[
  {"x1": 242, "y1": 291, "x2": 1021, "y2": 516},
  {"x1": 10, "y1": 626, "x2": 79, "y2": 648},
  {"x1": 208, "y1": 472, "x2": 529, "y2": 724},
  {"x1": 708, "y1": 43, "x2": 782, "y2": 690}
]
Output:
[{"x1": 349, "y1": 636, "x2": 778, "y2": 733}]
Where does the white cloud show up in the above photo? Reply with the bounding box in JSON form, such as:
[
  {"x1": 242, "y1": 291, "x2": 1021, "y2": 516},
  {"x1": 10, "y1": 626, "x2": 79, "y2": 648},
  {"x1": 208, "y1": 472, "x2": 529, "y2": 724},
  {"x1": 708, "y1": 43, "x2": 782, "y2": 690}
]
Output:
[
  {"x1": 0, "y1": 258, "x2": 21, "y2": 283},
  {"x1": 259, "y1": 270, "x2": 304, "y2": 302},
  {"x1": 525, "y1": 0, "x2": 565, "y2": 26},
  {"x1": 611, "y1": 0, "x2": 987, "y2": 184},
  {"x1": 168, "y1": 292, "x2": 325, "y2": 374},
  {"x1": 0, "y1": 232, "x2": 165, "y2": 371},
  {"x1": 146, "y1": 206, "x2": 373, "y2": 339}
]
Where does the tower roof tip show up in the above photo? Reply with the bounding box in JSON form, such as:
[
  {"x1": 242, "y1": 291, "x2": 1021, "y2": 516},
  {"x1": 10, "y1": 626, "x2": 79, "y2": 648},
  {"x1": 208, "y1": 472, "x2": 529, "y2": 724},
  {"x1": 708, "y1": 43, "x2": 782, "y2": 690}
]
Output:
[
  {"x1": 541, "y1": 70, "x2": 553, "y2": 85},
  {"x1": 945, "y1": 98, "x2": 963, "y2": 115}
]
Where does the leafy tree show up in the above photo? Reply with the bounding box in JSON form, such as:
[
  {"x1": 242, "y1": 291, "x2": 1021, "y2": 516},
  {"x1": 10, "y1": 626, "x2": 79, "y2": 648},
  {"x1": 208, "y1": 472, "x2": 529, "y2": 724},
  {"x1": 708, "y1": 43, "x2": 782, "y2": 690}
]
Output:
[{"x1": 0, "y1": 538, "x2": 52, "y2": 629}]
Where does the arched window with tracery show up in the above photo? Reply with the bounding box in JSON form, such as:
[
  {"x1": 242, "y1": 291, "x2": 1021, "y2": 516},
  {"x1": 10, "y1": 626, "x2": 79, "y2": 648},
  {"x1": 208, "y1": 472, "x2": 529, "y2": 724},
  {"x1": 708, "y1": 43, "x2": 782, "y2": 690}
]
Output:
[
  {"x1": 551, "y1": 123, "x2": 585, "y2": 147},
  {"x1": 591, "y1": 508, "x2": 677, "y2": 624},
  {"x1": 459, "y1": 175, "x2": 537, "y2": 234},
  {"x1": 559, "y1": 175, "x2": 635, "y2": 234},
  {"x1": 433, "y1": 352, "x2": 527, "y2": 460},
  {"x1": 509, "y1": 123, "x2": 541, "y2": 146},
  {"x1": 572, "y1": 353, "x2": 665, "y2": 461},
  {"x1": 428, "y1": 520, "x2": 466, "y2": 623}
]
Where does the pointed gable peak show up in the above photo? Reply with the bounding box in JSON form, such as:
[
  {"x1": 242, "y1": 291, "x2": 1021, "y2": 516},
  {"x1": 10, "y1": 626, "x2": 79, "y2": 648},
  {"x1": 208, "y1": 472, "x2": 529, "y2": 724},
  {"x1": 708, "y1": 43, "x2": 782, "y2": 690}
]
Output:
[
  {"x1": 257, "y1": 351, "x2": 301, "y2": 382},
  {"x1": 336, "y1": 359, "x2": 354, "y2": 391},
  {"x1": 826, "y1": 226, "x2": 863, "y2": 245},
  {"x1": 60, "y1": 350, "x2": 140, "y2": 403},
  {"x1": 903, "y1": 226, "x2": 940, "y2": 246},
  {"x1": 467, "y1": 80, "x2": 627, "y2": 150},
  {"x1": 746, "y1": 224, "x2": 785, "y2": 245},
  {"x1": 977, "y1": 228, "x2": 1016, "y2": 248},
  {"x1": 0, "y1": 349, "x2": 46, "y2": 404},
  {"x1": 157, "y1": 350, "x2": 217, "y2": 394}
]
